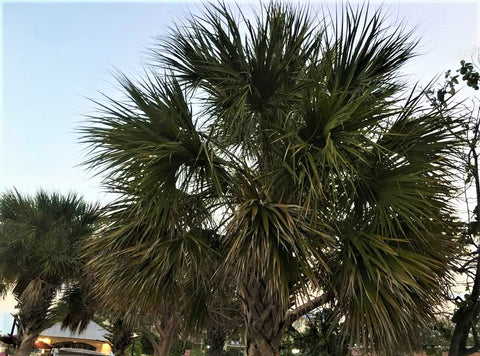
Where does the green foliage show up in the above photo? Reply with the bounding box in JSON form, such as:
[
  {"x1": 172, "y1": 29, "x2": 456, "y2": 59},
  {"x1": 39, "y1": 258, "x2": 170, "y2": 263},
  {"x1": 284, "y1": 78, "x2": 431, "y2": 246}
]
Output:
[
  {"x1": 427, "y1": 70, "x2": 459, "y2": 108},
  {"x1": 429, "y1": 57, "x2": 480, "y2": 355},
  {"x1": 139, "y1": 335, "x2": 156, "y2": 355},
  {"x1": 56, "y1": 277, "x2": 97, "y2": 333},
  {"x1": 223, "y1": 348, "x2": 243, "y2": 356},
  {"x1": 459, "y1": 60, "x2": 479, "y2": 90},
  {"x1": 428, "y1": 59, "x2": 480, "y2": 108},
  {"x1": 420, "y1": 318, "x2": 454, "y2": 356},
  {"x1": 169, "y1": 341, "x2": 188, "y2": 356},
  {"x1": 125, "y1": 339, "x2": 142, "y2": 356},
  {"x1": 0, "y1": 190, "x2": 99, "y2": 291},
  {"x1": 280, "y1": 310, "x2": 349, "y2": 356},
  {"x1": 169, "y1": 341, "x2": 203, "y2": 356},
  {"x1": 81, "y1": 2, "x2": 461, "y2": 354},
  {"x1": 104, "y1": 319, "x2": 135, "y2": 356},
  {"x1": 0, "y1": 190, "x2": 99, "y2": 342}
]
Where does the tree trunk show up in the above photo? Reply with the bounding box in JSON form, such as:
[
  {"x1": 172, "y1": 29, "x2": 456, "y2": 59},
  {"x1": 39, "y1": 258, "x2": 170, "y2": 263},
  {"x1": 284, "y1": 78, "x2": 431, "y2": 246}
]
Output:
[
  {"x1": 15, "y1": 282, "x2": 56, "y2": 356},
  {"x1": 155, "y1": 319, "x2": 178, "y2": 356},
  {"x1": 449, "y1": 148, "x2": 480, "y2": 356},
  {"x1": 15, "y1": 333, "x2": 36, "y2": 356},
  {"x1": 157, "y1": 325, "x2": 176, "y2": 356},
  {"x1": 449, "y1": 308, "x2": 475, "y2": 356},
  {"x1": 142, "y1": 330, "x2": 161, "y2": 356},
  {"x1": 242, "y1": 280, "x2": 286, "y2": 356},
  {"x1": 246, "y1": 338, "x2": 277, "y2": 356},
  {"x1": 158, "y1": 337, "x2": 173, "y2": 356}
]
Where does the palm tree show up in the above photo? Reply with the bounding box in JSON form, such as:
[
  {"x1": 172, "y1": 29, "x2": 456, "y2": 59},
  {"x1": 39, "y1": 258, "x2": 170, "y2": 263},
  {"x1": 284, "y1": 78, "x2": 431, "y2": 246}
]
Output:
[
  {"x1": 81, "y1": 3, "x2": 460, "y2": 355},
  {"x1": 0, "y1": 190, "x2": 99, "y2": 356},
  {"x1": 104, "y1": 319, "x2": 135, "y2": 356},
  {"x1": 58, "y1": 252, "x2": 191, "y2": 356}
]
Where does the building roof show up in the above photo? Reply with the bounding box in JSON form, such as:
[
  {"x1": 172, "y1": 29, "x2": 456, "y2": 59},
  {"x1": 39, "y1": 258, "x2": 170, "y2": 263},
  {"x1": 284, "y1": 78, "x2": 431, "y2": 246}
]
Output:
[{"x1": 40, "y1": 322, "x2": 108, "y2": 342}]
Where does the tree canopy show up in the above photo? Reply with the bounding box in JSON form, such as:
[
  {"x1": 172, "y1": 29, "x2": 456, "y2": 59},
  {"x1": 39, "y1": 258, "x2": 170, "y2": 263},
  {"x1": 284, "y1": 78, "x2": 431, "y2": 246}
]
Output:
[
  {"x1": 81, "y1": 3, "x2": 461, "y2": 355},
  {"x1": 0, "y1": 190, "x2": 99, "y2": 356}
]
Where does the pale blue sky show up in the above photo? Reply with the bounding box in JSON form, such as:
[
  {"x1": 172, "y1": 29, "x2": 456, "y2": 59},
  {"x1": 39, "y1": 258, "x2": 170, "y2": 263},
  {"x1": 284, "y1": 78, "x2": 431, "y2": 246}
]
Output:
[
  {"x1": 0, "y1": 0, "x2": 479, "y2": 326},
  {"x1": 2, "y1": 1, "x2": 196, "y2": 204}
]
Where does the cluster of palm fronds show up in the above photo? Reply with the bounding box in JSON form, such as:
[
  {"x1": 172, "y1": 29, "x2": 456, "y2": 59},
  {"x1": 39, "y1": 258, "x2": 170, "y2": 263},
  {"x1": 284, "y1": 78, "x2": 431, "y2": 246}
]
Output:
[
  {"x1": 0, "y1": 190, "x2": 100, "y2": 354},
  {"x1": 77, "y1": 2, "x2": 462, "y2": 355}
]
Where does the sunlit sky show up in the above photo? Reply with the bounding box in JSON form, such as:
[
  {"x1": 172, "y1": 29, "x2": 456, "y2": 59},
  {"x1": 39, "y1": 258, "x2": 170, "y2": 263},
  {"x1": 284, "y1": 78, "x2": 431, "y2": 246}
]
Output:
[{"x1": 0, "y1": 0, "x2": 479, "y2": 330}]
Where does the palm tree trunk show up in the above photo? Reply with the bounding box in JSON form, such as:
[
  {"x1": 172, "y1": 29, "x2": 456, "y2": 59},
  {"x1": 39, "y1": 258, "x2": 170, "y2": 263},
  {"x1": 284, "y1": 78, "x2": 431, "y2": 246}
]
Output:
[
  {"x1": 15, "y1": 283, "x2": 56, "y2": 356},
  {"x1": 15, "y1": 333, "x2": 36, "y2": 356},
  {"x1": 242, "y1": 280, "x2": 286, "y2": 356}
]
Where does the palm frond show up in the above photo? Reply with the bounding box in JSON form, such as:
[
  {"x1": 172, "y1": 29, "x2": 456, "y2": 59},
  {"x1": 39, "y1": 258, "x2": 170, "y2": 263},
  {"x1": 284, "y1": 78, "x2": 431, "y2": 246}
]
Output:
[{"x1": 79, "y1": 2, "x2": 461, "y2": 354}]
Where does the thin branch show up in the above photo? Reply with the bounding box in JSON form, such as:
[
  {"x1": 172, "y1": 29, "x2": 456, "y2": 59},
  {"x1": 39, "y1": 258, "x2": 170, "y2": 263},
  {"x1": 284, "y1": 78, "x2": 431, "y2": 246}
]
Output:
[{"x1": 286, "y1": 294, "x2": 330, "y2": 325}]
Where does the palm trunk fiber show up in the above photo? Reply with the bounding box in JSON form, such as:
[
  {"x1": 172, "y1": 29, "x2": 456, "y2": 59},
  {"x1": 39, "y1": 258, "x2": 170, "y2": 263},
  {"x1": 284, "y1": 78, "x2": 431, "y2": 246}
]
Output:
[
  {"x1": 15, "y1": 334, "x2": 36, "y2": 356},
  {"x1": 242, "y1": 280, "x2": 286, "y2": 356}
]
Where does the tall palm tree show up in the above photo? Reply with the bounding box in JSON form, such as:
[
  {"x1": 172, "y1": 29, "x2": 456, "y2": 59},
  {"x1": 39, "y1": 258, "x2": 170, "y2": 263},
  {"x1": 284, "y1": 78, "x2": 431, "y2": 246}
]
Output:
[
  {"x1": 0, "y1": 190, "x2": 99, "y2": 356},
  {"x1": 81, "y1": 3, "x2": 460, "y2": 355}
]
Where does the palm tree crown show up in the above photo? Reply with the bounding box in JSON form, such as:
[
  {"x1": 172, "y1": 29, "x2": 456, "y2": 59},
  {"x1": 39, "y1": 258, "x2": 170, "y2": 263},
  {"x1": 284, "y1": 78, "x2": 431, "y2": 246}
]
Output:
[
  {"x1": 0, "y1": 190, "x2": 99, "y2": 356},
  {"x1": 82, "y1": 3, "x2": 460, "y2": 355}
]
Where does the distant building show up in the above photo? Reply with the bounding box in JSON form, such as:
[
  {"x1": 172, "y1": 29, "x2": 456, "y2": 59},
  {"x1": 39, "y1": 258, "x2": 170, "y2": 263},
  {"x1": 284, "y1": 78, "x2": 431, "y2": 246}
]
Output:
[{"x1": 37, "y1": 322, "x2": 111, "y2": 356}]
